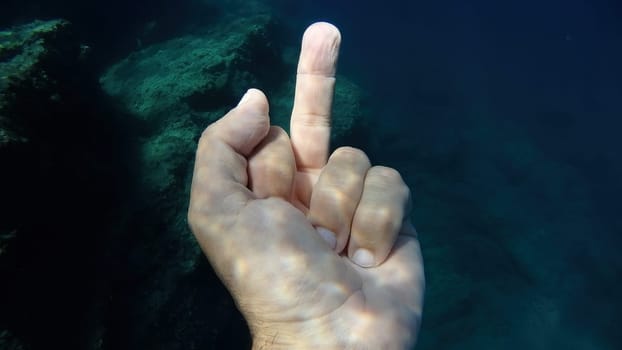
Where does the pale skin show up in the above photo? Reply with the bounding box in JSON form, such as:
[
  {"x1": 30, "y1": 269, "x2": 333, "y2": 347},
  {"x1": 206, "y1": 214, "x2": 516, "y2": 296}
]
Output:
[{"x1": 188, "y1": 22, "x2": 425, "y2": 349}]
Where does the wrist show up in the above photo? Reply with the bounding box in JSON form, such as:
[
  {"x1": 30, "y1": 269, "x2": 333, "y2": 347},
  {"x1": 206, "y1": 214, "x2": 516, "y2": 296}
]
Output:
[
  {"x1": 250, "y1": 322, "x2": 324, "y2": 350},
  {"x1": 249, "y1": 317, "x2": 347, "y2": 350},
  {"x1": 249, "y1": 315, "x2": 417, "y2": 350},
  {"x1": 246, "y1": 289, "x2": 420, "y2": 350}
]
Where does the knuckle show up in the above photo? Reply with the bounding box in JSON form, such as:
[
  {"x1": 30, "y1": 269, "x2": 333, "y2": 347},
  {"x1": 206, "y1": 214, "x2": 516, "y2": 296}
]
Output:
[
  {"x1": 401, "y1": 185, "x2": 412, "y2": 207},
  {"x1": 187, "y1": 209, "x2": 195, "y2": 226},
  {"x1": 270, "y1": 125, "x2": 287, "y2": 136},
  {"x1": 198, "y1": 127, "x2": 215, "y2": 149},
  {"x1": 366, "y1": 166, "x2": 405, "y2": 192},
  {"x1": 370, "y1": 166, "x2": 402, "y2": 183},
  {"x1": 187, "y1": 207, "x2": 202, "y2": 235},
  {"x1": 373, "y1": 207, "x2": 394, "y2": 229},
  {"x1": 356, "y1": 206, "x2": 400, "y2": 238},
  {"x1": 200, "y1": 124, "x2": 215, "y2": 140},
  {"x1": 333, "y1": 146, "x2": 370, "y2": 164}
]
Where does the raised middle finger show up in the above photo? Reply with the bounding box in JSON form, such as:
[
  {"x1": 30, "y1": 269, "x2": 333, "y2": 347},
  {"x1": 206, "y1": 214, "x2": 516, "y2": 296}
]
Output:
[{"x1": 290, "y1": 22, "x2": 341, "y2": 172}]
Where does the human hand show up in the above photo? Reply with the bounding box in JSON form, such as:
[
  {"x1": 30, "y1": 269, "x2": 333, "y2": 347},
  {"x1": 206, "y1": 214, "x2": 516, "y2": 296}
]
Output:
[{"x1": 188, "y1": 23, "x2": 424, "y2": 349}]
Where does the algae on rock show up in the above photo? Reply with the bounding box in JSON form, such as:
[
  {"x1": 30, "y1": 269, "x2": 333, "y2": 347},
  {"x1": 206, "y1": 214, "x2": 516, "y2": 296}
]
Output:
[
  {"x1": 99, "y1": 15, "x2": 281, "y2": 123},
  {"x1": 0, "y1": 19, "x2": 71, "y2": 146},
  {"x1": 97, "y1": 11, "x2": 370, "y2": 348}
]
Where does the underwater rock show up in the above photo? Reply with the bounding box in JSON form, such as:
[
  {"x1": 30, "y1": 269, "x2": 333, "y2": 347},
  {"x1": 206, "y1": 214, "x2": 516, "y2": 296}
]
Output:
[
  {"x1": 0, "y1": 329, "x2": 25, "y2": 350},
  {"x1": 98, "y1": 11, "x2": 369, "y2": 349},
  {"x1": 99, "y1": 14, "x2": 282, "y2": 122},
  {"x1": 0, "y1": 18, "x2": 75, "y2": 258},
  {"x1": 101, "y1": 12, "x2": 367, "y2": 212},
  {"x1": 100, "y1": 13, "x2": 366, "y2": 139},
  {"x1": 0, "y1": 17, "x2": 135, "y2": 350},
  {"x1": 0, "y1": 19, "x2": 72, "y2": 146},
  {"x1": 97, "y1": 14, "x2": 285, "y2": 350},
  {"x1": 0, "y1": 10, "x2": 370, "y2": 349}
]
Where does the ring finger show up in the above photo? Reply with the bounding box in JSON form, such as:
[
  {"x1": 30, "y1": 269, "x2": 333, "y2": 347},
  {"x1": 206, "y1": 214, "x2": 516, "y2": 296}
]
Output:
[
  {"x1": 307, "y1": 147, "x2": 371, "y2": 252},
  {"x1": 348, "y1": 166, "x2": 411, "y2": 267}
]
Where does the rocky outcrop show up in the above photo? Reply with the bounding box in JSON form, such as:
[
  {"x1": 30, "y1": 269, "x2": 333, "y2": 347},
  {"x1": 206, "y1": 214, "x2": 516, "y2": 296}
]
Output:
[
  {"x1": 0, "y1": 18, "x2": 76, "y2": 262},
  {"x1": 98, "y1": 11, "x2": 369, "y2": 349},
  {"x1": 1, "y1": 10, "x2": 370, "y2": 349},
  {"x1": 0, "y1": 19, "x2": 73, "y2": 146},
  {"x1": 100, "y1": 14, "x2": 365, "y2": 138},
  {"x1": 0, "y1": 329, "x2": 24, "y2": 350},
  {"x1": 0, "y1": 18, "x2": 130, "y2": 349}
]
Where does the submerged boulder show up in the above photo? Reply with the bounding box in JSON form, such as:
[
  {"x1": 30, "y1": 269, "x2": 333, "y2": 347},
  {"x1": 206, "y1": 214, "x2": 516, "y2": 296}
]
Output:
[
  {"x1": 0, "y1": 19, "x2": 73, "y2": 146},
  {"x1": 0, "y1": 18, "x2": 76, "y2": 262},
  {"x1": 100, "y1": 14, "x2": 283, "y2": 122},
  {"x1": 101, "y1": 13, "x2": 368, "y2": 208},
  {"x1": 0, "y1": 18, "x2": 132, "y2": 350},
  {"x1": 100, "y1": 13, "x2": 366, "y2": 138},
  {"x1": 98, "y1": 11, "x2": 369, "y2": 349},
  {"x1": 0, "y1": 10, "x2": 370, "y2": 350}
]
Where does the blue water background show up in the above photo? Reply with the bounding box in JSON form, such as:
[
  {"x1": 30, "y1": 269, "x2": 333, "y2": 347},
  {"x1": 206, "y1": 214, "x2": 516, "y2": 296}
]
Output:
[
  {"x1": 2, "y1": 0, "x2": 620, "y2": 348},
  {"x1": 274, "y1": 0, "x2": 622, "y2": 349}
]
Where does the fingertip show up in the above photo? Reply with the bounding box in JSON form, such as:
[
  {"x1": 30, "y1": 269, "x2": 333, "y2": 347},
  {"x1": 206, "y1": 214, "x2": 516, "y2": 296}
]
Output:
[
  {"x1": 237, "y1": 88, "x2": 269, "y2": 115},
  {"x1": 205, "y1": 88, "x2": 270, "y2": 156},
  {"x1": 299, "y1": 22, "x2": 341, "y2": 76},
  {"x1": 351, "y1": 248, "x2": 376, "y2": 268},
  {"x1": 304, "y1": 22, "x2": 341, "y2": 43},
  {"x1": 350, "y1": 245, "x2": 392, "y2": 268},
  {"x1": 315, "y1": 226, "x2": 337, "y2": 250}
]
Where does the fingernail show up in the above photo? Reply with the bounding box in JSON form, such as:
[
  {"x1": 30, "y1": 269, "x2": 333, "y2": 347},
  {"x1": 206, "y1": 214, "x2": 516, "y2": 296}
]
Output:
[
  {"x1": 352, "y1": 249, "x2": 375, "y2": 267},
  {"x1": 238, "y1": 89, "x2": 252, "y2": 106},
  {"x1": 316, "y1": 227, "x2": 337, "y2": 250}
]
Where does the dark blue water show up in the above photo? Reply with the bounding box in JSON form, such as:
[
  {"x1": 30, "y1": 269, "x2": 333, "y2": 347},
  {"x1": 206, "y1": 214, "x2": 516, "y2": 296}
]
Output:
[
  {"x1": 2, "y1": 0, "x2": 620, "y2": 349},
  {"x1": 276, "y1": 1, "x2": 622, "y2": 349}
]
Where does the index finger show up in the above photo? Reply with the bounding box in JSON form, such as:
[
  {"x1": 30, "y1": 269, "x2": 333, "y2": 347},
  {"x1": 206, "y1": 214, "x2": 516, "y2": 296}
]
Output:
[{"x1": 290, "y1": 22, "x2": 341, "y2": 171}]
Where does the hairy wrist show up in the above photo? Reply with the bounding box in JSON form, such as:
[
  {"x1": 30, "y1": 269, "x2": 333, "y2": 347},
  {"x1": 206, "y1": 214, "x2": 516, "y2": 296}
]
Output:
[{"x1": 248, "y1": 310, "x2": 418, "y2": 350}]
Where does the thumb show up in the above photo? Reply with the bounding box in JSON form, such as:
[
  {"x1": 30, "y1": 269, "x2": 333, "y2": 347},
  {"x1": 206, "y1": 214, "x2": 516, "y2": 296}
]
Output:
[
  {"x1": 207, "y1": 88, "x2": 271, "y2": 156},
  {"x1": 188, "y1": 88, "x2": 270, "y2": 244}
]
